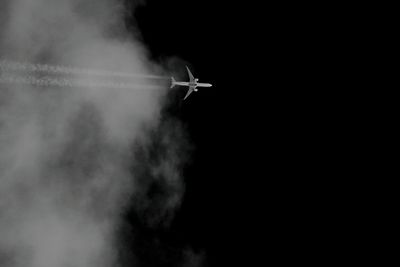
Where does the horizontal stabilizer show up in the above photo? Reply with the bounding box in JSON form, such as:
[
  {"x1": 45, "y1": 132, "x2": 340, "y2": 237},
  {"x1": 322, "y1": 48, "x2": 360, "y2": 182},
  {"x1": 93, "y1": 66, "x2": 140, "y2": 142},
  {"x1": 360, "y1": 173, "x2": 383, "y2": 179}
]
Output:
[{"x1": 170, "y1": 77, "x2": 176, "y2": 88}]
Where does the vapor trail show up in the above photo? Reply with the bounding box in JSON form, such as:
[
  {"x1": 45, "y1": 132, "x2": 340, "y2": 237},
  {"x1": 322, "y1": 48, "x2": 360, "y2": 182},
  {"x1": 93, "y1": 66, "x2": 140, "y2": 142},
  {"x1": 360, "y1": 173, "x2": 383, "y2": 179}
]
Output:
[
  {"x1": 0, "y1": 73, "x2": 164, "y2": 90},
  {"x1": 0, "y1": 59, "x2": 169, "y2": 80}
]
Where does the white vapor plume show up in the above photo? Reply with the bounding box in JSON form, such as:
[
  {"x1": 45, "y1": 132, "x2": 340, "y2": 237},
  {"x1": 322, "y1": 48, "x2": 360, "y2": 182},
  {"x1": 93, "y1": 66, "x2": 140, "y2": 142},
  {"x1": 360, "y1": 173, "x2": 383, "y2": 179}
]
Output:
[
  {"x1": 0, "y1": 72, "x2": 163, "y2": 90},
  {"x1": 0, "y1": 59, "x2": 169, "y2": 79},
  {"x1": 0, "y1": 0, "x2": 189, "y2": 267}
]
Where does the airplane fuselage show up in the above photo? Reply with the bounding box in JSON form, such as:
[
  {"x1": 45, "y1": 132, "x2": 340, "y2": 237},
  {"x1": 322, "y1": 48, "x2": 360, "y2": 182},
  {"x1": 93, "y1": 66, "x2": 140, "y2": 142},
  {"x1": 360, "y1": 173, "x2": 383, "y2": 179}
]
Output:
[{"x1": 173, "y1": 82, "x2": 212, "y2": 91}]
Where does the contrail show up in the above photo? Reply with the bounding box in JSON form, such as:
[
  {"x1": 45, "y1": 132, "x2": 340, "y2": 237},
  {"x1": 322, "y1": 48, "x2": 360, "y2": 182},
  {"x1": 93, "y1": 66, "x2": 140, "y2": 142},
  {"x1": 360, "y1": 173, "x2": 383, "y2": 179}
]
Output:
[
  {"x1": 0, "y1": 59, "x2": 169, "y2": 80},
  {"x1": 0, "y1": 73, "x2": 164, "y2": 90}
]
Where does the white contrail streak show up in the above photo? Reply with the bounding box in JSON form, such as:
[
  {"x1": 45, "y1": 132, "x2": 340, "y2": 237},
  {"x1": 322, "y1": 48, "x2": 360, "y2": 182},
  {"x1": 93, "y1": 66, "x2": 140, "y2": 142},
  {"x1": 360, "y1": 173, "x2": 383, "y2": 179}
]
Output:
[
  {"x1": 0, "y1": 73, "x2": 163, "y2": 90},
  {"x1": 0, "y1": 59, "x2": 169, "y2": 80}
]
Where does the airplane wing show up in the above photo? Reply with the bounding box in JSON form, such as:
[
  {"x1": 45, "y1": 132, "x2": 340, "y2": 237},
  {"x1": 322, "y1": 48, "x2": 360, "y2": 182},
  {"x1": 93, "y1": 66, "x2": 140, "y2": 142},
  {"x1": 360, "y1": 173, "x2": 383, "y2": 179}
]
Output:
[
  {"x1": 186, "y1": 66, "x2": 195, "y2": 83},
  {"x1": 183, "y1": 86, "x2": 195, "y2": 100}
]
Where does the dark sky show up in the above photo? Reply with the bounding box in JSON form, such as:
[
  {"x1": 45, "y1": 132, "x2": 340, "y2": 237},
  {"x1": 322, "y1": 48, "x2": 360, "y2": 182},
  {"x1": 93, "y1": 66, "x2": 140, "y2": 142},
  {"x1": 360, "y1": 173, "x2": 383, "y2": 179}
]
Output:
[
  {"x1": 124, "y1": 1, "x2": 361, "y2": 266},
  {"x1": 124, "y1": 1, "x2": 378, "y2": 266},
  {"x1": 122, "y1": 1, "x2": 328, "y2": 266},
  {"x1": 121, "y1": 1, "x2": 247, "y2": 266},
  {"x1": 126, "y1": 1, "x2": 295, "y2": 265}
]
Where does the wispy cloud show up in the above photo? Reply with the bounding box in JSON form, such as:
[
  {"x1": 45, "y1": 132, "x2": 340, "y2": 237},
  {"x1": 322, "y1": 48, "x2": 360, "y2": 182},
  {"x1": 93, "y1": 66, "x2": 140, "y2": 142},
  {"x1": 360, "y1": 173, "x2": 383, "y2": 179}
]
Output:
[{"x1": 0, "y1": 1, "x2": 191, "y2": 266}]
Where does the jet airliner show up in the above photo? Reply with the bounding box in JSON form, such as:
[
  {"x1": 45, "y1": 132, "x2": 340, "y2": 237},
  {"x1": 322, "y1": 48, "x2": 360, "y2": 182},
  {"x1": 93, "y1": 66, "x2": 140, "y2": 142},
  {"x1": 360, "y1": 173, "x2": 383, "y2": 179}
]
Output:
[{"x1": 170, "y1": 66, "x2": 212, "y2": 100}]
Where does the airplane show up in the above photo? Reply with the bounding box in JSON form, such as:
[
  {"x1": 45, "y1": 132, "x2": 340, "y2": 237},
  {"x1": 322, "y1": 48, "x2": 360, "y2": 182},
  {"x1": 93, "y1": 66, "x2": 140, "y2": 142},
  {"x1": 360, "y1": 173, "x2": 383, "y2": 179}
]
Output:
[{"x1": 170, "y1": 66, "x2": 212, "y2": 100}]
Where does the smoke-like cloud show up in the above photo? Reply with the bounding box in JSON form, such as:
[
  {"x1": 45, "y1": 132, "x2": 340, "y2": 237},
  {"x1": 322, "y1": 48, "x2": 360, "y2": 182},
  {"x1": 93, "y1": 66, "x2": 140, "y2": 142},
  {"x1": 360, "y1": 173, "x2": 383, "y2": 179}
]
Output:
[{"x1": 0, "y1": 0, "x2": 193, "y2": 266}]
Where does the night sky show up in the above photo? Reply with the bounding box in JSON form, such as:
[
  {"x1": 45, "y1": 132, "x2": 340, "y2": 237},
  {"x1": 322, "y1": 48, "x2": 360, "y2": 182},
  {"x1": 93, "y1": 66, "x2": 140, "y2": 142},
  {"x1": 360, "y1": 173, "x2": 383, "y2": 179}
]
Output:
[
  {"x1": 121, "y1": 1, "x2": 246, "y2": 266},
  {"x1": 123, "y1": 1, "x2": 374, "y2": 266},
  {"x1": 125, "y1": 1, "x2": 359, "y2": 266},
  {"x1": 124, "y1": 1, "x2": 280, "y2": 265}
]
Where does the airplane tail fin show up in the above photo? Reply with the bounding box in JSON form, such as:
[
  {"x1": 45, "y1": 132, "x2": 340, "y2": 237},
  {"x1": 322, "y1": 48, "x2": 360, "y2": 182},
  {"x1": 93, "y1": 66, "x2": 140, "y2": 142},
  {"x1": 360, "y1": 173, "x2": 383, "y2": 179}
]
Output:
[{"x1": 170, "y1": 77, "x2": 176, "y2": 88}]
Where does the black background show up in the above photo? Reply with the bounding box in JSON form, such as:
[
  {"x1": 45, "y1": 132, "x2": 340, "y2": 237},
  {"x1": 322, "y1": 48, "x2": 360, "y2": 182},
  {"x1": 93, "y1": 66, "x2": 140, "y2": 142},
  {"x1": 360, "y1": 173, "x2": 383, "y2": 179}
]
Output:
[
  {"x1": 121, "y1": 0, "x2": 359, "y2": 266},
  {"x1": 123, "y1": 0, "x2": 258, "y2": 266}
]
